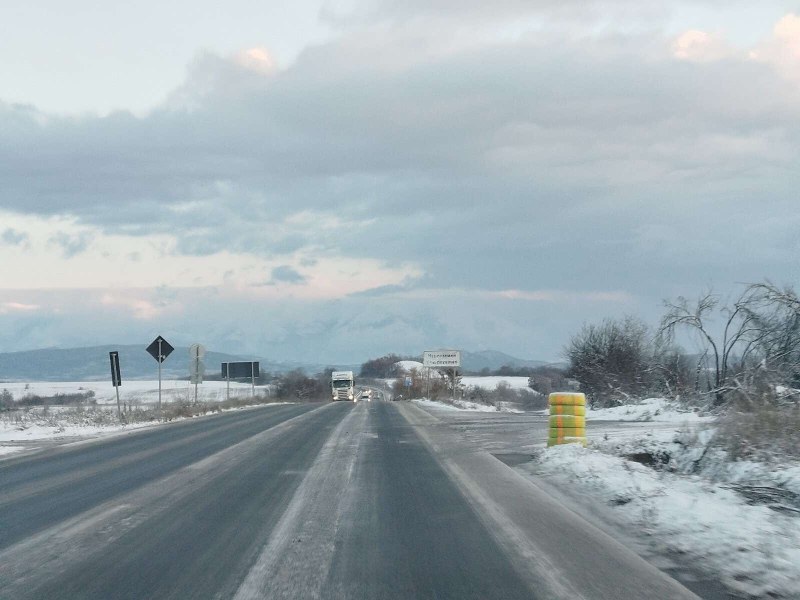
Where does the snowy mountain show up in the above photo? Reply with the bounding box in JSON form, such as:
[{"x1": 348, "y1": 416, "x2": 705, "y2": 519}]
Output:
[{"x1": 0, "y1": 346, "x2": 348, "y2": 382}]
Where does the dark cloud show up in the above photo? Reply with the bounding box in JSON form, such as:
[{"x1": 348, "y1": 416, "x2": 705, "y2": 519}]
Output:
[
  {"x1": 1, "y1": 228, "x2": 29, "y2": 247},
  {"x1": 269, "y1": 265, "x2": 307, "y2": 284},
  {"x1": 47, "y1": 232, "x2": 92, "y2": 258}
]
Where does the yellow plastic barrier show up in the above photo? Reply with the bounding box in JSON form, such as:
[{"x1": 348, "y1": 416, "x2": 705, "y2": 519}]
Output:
[
  {"x1": 548, "y1": 415, "x2": 586, "y2": 428},
  {"x1": 547, "y1": 392, "x2": 588, "y2": 447},
  {"x1": 549, "y1": 404, "x2": 586, "y2": 416},
  {"x1": 548, "y1": 427, "x2": 586, "y2": 437},
  {"x1": 548, "y1": 393, "x2": 587, "y2": 406}
]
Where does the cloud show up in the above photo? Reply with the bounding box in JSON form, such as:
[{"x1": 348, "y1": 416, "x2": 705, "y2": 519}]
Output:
[
  {"x1": 750, "y1": 13, "x2": 800, "y2": 82},
  {"x1": 672, "y1": 30, "x2": 732, "y2": 62},
  {"x1": 268, "y1": 265, "x2": 307, "y2": 285},
  {"x1": 0, "y1": 301, "x2": 40, "y2": 314},
  {"x1": 233, "y1": 47, "x2": 278, "y2": 74},
  {"x1": 99, "y1": 293, "x2": 175, "y2": 321},
  {"x1": 48, "y1": 231, "x2": 92, "y2": 258},
  {"x1": 319, "y1": 0, "x2": 687, "y2": 28},
  {"x1": 1, "y1": 13, "x2": 798, "y2": 358},
  {"x1": 1, "y1": 228, "x2": 30, "y2": 247}
]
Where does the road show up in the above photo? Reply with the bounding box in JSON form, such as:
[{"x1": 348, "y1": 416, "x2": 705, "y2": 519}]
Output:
[{"x1": 0, "y1": 401, "x2": 700, "y2": 600}]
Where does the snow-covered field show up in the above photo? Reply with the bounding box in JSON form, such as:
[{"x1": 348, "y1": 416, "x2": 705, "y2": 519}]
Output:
[
  {"x1": 461, "y1": 376, "x2": 530, "y2": 390},
  {"x1": 0, "y1": 379, "x2": 268, "y2": 405},
  {"x1": 413, "y1": 398, "x2": 522, "y2": 413},
  {"x1": 0, "y1": 379, "x2": 279, "y2": 458}
]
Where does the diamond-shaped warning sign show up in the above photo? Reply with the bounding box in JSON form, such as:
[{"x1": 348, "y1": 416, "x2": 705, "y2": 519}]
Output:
[{"x1": 146, "y1": 336, "x2": 174, "y2": 363}]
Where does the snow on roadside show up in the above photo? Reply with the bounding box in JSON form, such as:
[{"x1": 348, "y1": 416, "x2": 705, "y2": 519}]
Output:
[
  {"x1": 525, "y1": 444, "x2": 800, "y2": 599},
  {"x1": 462, "y1": 376, "x2": 530, "y2": 390},
  {"x1": 1, "y1": 398, "x2": 296, "y2": 458},
  {"x1": 413, "y1": 398, "x2": 521, "y2": 413},
  {"x1": 586, "y1": 397, "x2": 710, "y2": 423},
  {"x1": 0, "y1": 409, "x2": 157, "y2": 456}
]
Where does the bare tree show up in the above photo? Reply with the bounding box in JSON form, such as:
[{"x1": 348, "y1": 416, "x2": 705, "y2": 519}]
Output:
[
  {"x1": 742, "y1": 282, "x2": 800, "y2": 397},
  {"x1": 659, "y1": 288, "x2": 778, "y2": 407}
]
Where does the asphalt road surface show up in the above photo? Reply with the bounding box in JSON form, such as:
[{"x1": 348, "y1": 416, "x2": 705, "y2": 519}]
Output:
[{"x1": 0, "y1": 401, "x2": 700, "y2": 599}]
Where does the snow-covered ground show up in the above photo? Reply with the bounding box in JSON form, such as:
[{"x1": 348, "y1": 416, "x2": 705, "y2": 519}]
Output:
[
  {"x1": 0, "y1": 379, "x2": 281, "y2": 458},
  {"x1": 0, "y1": 379, "x2": 268, "y2": 405},
  {"x1": 413, "y1": 398, "x2": 522, "y2": 413},
  {"x1": 390, "y1": 367, "x2": 530, "y2": 392},
  {"x1": 461, "y1": 376, "x2": 530, "y2": 390},
  {"x1": 394, "y1": 360, "x2": 426, "y2": 373},
  {"x1": 588, "y1": 397, "x2": 710, "y2": 423},
  {"x1": 0, "y1": 412, "x2": 156, "y2": 446},
  {"x1": 528, "y1": 444, "x2": 800, "y2": 599}
]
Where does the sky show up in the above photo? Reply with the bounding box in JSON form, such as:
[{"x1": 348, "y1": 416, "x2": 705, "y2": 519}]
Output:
[{"x1": 1, "y1": 0, "x2": 799, "y2": 364}]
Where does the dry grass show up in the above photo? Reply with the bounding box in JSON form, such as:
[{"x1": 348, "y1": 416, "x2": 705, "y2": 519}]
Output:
[
  {"x1": 714, "y1": 402, "x2": 800, "y2": 461},
  {"x1": 1, "y1": 394, "x2": 290, "y2": 428}
]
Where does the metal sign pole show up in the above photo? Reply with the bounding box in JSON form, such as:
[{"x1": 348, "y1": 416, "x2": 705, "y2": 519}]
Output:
[
  {"x1": 113, "y1": 353, "x2": 122, "y2": 422},
  {"x1": 226, "y1": 363, "x2": 230, "y2": 402},
  {"x1": 426, "y1": 368, "x2": 430, "y2": 399},
  {"x1": 194, "y1": 346, "x2": 199, "y2": 404},
  {"x1": 251, "y1": 362, "x2": 255, "y2": 398},
  {"x1": 158, "y1": 338, "x2": 162, "y2": 420}
]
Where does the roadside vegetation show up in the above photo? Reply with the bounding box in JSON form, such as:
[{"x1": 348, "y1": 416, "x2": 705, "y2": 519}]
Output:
[
  {"x1": 563, "y1": 279, "x2": 800, "y2": 474},
  {"x1": 386, "y1": 363, "x2": 549, "y2": 411}
]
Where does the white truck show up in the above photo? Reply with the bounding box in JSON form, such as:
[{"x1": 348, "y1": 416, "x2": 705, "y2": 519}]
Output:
[{"x1": 331, "y1": 371, "x2": 355, "y2": 401}]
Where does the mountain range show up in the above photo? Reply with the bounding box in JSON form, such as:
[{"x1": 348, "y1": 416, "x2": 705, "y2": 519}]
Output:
[{"x1": 0, "y1": 346, "x2": 554, "y2": 382}]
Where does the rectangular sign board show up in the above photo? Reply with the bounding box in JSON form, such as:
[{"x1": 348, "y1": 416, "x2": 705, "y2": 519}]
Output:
[
  {"x1": 222, "y1": 361, "x2": 260, "y2": 379},
  {"x1": 109, "y1": 351, "x2": 121, "y2": 387},
  {"x1": 423, "y1": 350, "x2": 461, "y2": 368}
]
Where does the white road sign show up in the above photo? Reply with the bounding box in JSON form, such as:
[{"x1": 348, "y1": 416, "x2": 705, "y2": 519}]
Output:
[{"x1": 423, "y1": 350, "x2": 461, "y2": 368}]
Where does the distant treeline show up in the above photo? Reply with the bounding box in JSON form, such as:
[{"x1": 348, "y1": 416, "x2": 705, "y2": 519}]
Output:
[{"x1": 359, "y1": 354, "x2": 421, "y2": 378}]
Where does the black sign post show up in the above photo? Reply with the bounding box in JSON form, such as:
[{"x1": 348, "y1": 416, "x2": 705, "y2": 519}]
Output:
[
  {"x1": 109, "y1": 351, "x2": 122, "y2": 421},
  {"x1": 146, "y1": 336, "x2": 174, "y2": 419}
]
